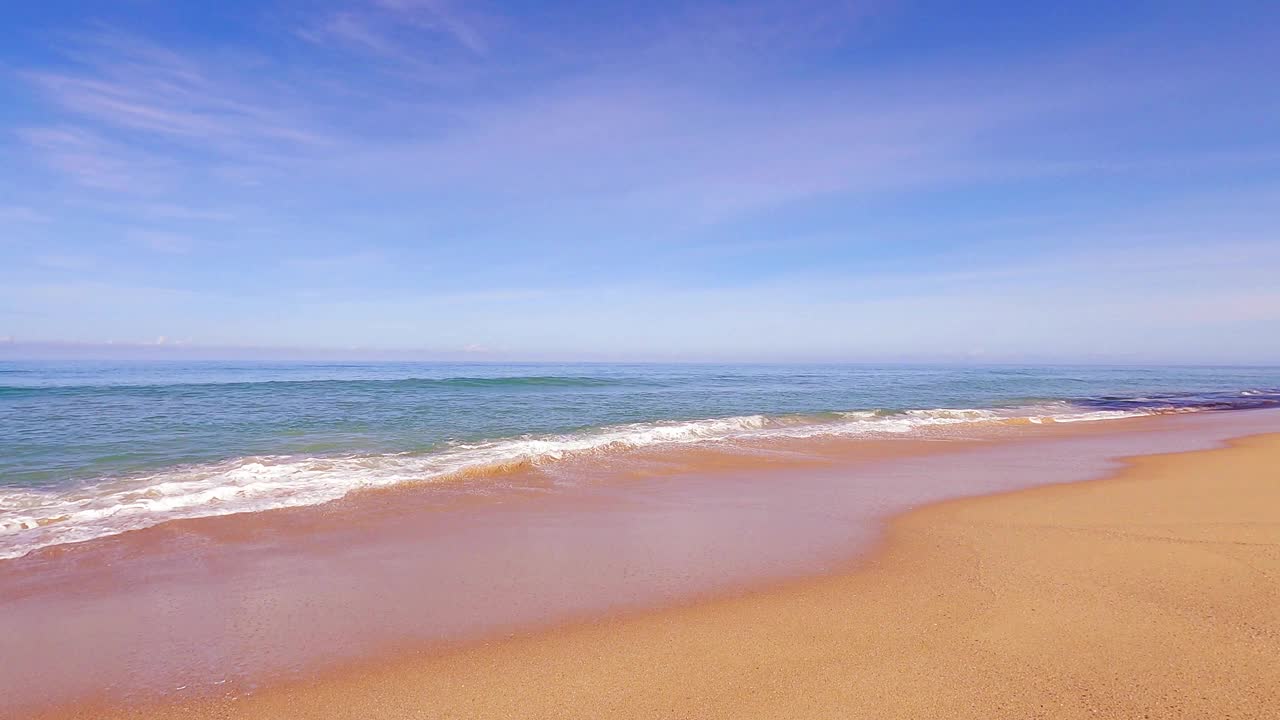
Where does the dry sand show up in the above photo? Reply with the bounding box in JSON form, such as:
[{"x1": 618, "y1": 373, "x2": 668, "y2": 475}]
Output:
[{"x1": 57, "y1": 433, "x2": 1280, "y2": 719}]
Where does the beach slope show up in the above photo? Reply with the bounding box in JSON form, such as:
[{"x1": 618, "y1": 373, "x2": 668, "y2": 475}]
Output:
[{"x1": 68, "y1": 433, "x2": 1280, "y2": 719}]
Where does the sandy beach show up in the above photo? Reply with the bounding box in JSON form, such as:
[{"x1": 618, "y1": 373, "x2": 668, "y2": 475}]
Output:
[
  {"x1": 38, "y1": 423, "x2": 1279, "y2": 719},
  {"x1": 6, "y1": 0, "x2": 1278, "y2": 714}
]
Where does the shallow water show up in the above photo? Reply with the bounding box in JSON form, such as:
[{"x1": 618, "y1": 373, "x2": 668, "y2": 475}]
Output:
[
  {"x1": 2, "y1": 361, "x2": 1279, "y2": 557},
  {"x1": 3, "y1": 408, "x2": 1278, "y2": 715}
]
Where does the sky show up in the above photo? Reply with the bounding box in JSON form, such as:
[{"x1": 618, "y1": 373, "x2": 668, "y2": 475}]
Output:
[{"x1": 1, "y1": 0, "x2": 1278, "y2": 363}]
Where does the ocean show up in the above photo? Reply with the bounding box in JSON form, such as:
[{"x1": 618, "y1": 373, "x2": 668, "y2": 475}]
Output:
[{"x1": 2, "y1": 361, "x2": 1278, "y2": 559}]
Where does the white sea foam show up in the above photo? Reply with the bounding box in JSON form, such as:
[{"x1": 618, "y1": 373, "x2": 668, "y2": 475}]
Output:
[{"x1": 0, "y1": 404, "x2": 1148, "y2": 560}]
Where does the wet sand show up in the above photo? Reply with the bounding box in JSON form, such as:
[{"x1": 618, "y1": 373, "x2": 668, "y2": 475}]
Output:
[{"x1": 12, "y1": 411, "x2": 1280, "y2": 718}]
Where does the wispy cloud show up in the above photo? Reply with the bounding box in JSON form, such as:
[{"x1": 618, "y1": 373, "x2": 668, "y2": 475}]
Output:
[
  {"x1": 16, "y1": 1, "x2": 1262, "y2": 218},
  {"x1": 300, "y1": 0, "x2": 490, "y2": 68},
  {"x1": 3, "y1": 1, "x2": 1278, "y2": 359},
  {"x1": 24, "y1": 32, "x2": 330, "y2": 148},
  {"x1": 333, "y1": 60, "x2": 1150, "y2": 229},
  {"x1": 374, "y1": 0, "x2": 489, "y2": 54},
  {"x1": 15, "y1": 29, "x2": 335, "y2": 197},
  {"x1": 16, "y1": 125, "x2": 171, "y2": 191}
]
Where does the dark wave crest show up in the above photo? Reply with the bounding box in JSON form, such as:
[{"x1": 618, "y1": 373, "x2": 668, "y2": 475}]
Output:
[{"x1": 1072, "y1": 388, "x2": 1280, "y2": 413}]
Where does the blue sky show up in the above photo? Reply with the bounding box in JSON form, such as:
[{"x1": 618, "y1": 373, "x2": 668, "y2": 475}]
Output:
[{"x1": 1, "y1": 0, "x2": 1278, "y2": 362}]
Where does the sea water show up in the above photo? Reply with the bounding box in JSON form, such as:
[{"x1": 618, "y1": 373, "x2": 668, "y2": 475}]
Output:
[{"x1": 2, "y1": 361, "x2": 1278, "y2": 558}]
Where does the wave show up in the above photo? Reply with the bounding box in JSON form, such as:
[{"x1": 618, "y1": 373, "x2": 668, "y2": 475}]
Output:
[
  {"x1": 1071, "y1": 388, "x2": 1280, "y2": 412},
  {"x1": 0, "y1": 402, "x2": 1162, "y2": 560}
]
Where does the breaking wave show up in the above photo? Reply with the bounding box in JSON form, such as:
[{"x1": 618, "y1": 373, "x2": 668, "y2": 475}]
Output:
[{"x1": 0, "y1": 401, "x2": 1165, "y2": 560}]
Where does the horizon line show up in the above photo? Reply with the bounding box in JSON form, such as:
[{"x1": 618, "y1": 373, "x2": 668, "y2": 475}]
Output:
[{"x1": 0, "y1": 340, "x2": 1276, "y2": 368}]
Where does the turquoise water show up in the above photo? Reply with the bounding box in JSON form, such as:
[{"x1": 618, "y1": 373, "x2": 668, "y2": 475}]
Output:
[{"x1": 2, "y1": 361, "x2": 1279, "y2": 558}]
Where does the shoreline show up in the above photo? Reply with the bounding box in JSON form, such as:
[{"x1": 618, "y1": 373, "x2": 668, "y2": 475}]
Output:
[
  {"x1": 0, "y1": 403, "x2": 1164, "y2": 563},
  {"x1": 78, "y1": 429, "x2": 1280, "y2": 719},
  {"x1": 10, "y1": 409, "x2": 1280, "y2": 717}
]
